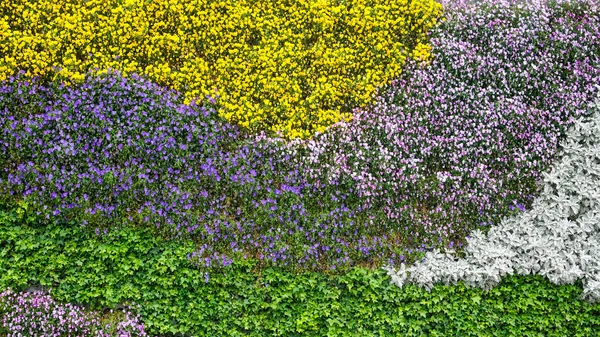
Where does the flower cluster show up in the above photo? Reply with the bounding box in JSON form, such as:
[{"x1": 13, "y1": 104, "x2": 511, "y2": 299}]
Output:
[
  {"x1": 0, "y1": 70, "x2": 242, "y2": 239},
  {"x1": 0, "y1": 0, "x2": 443, "y2": 139},
  {"x1": 0, "y1": 288, "x2": 148, "y2": 336},
  {"x1": 384, "y1": 84, "x2": 600, "y2": 304}
]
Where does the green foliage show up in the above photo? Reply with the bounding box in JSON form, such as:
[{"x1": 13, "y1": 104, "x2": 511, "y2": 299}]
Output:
[{"x1": 1, "y1": 202, "x2": 600, "y2": 336}]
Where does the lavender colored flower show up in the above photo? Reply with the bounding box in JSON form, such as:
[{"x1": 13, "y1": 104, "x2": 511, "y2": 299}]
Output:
[{"x1": 0, "y1": 288, "x2": 148, "y2": 336}]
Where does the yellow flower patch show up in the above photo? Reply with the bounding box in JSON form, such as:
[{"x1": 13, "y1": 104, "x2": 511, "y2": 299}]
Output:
[{"x1": 1, "y1": 0, "x2": 443, "y2": 139}]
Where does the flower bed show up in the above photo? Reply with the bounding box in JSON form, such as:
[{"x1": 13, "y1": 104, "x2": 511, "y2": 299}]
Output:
[
  {"x1": 0, "y1": 288, "x2": 147, "y2": 336},
  {"x1": 0, "y1": 0, "x2": 442, "y2": 139},
  {"x1": 0, "y1": 0, "x2": 599, "y2": 335}
]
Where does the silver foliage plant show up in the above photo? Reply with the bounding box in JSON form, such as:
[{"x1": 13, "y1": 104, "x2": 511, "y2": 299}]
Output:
[{"x1": 383, "y1": 85, "x2": 600, "y2": 303}]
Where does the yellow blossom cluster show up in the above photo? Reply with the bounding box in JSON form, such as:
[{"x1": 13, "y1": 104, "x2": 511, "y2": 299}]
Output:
[{"x1": 1, "y1": 0, "x2": 443, "y2": 139}]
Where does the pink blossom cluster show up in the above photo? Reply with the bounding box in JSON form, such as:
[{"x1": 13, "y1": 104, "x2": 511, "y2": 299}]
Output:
[{"x1": 0, "y1": 288, "x2": 148, "y2": 337}]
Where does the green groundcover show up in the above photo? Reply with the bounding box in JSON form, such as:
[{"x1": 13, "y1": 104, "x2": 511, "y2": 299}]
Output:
[{"x1": 1, "y1": 202, "x2": 600, "y2": 336}]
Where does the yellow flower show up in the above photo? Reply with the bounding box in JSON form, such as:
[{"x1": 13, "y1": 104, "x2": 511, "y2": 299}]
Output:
[{"x1": 1, "y1": 0, "x2": 443, "y2": 139}]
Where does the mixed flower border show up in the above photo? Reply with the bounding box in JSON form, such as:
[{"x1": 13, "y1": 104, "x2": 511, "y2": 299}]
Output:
[{"x1": 1, "y1": 0, "x2": 600, "y2": 335}]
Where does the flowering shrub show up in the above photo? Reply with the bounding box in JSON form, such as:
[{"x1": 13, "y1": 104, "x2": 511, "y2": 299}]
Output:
[
  {"x1": 0, "y1": 0, "x2": 443, "y2": 139},
  {"x1": 0, "y1": 288, "x2": 147, "y2": 336}
]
